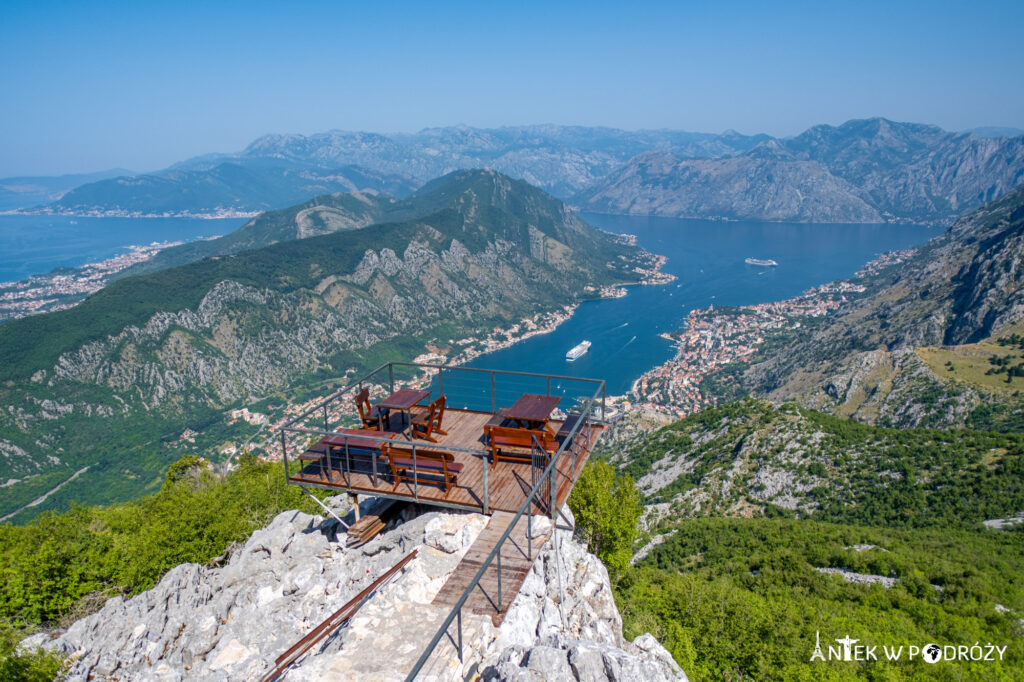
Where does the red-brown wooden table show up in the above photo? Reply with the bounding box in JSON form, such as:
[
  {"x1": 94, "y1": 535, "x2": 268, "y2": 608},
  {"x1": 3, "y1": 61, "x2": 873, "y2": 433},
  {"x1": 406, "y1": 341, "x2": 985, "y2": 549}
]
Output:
[
  {"x1": 505, "y1": 393, "x2": 561, "y2": 434},
  {"x1": 376, "y1": 388, "x2": 431, "y2": 432}
]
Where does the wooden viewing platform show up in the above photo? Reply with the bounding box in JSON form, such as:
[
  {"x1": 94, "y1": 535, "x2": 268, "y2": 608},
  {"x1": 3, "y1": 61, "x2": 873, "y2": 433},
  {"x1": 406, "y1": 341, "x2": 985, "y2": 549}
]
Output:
[
  {"x1": 280, "y1": 363, "x2": 609, "y2": 682},
  {"x1": 287, "y1": 408, "x2": 603, "y2": 515}
]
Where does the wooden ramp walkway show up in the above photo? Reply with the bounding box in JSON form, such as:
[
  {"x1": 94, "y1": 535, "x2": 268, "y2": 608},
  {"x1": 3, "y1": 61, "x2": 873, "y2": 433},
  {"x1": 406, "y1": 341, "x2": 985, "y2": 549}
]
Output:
[{"x1": 432, "y1": 511, "x2": 550, "y2": 626}]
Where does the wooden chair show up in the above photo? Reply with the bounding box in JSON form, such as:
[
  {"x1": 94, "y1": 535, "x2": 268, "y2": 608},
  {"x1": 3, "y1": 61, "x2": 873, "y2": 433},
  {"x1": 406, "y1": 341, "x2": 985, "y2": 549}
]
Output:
[
  {"x1": 384, "y1": 444, "x2": 464, "y2": 497},
  {"x1": 354, "y1": 388, "x2": 390, "y2": 430},
  {"x1": 411, "y1": 395, "x2": 448, "y2": 442}
]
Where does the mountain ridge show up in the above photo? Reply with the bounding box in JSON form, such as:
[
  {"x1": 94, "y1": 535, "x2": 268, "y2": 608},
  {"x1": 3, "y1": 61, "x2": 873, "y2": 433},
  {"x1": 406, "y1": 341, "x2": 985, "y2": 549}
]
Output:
[
  {"x1": 575, "y1": 118, "x2": 1024, "y2": 224},
  {"x1": 0, "y1": 170, "x2": 649, "y2": 522}
]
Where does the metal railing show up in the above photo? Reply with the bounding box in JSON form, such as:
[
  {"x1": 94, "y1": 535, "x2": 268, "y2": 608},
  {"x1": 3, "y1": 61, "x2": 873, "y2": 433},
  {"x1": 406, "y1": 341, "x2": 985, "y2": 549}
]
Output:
[
  {"x1": 402, "y1": 394, "x2": 597, "y2": 681},
  {"x1": 279, "y1": 361, "x2": 605, "y2": 515}
]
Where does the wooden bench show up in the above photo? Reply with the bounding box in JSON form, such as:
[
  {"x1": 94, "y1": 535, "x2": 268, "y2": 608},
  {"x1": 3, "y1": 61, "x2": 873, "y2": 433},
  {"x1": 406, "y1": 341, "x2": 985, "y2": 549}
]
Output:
[
  {"x1": 487, "y1": 425, "x2": 557, "y2": 469},
  {"x1": 484, "y1": 406, "x2": 512, "y2": 432},
  {"x1": 323, "y1": 429, "x2": 388, "y2": 483},
  {"x1": 296, "y1": 442, "x2": 332, "y2": 480},
  {"x1": 556, "y1": 412, "x2": 585, "y2": 437},
  {"x1": 383, "y1": 445, "x2": 464, "y2": 497}
]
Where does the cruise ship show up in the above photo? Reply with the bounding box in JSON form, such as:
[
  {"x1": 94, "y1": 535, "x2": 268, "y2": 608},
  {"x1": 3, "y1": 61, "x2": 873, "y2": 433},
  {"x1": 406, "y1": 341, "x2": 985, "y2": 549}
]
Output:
[
  {"x1": 565, "y1": 340, "x2": 591, "y2": 361},
  {"x1": 745, "y1": 257, "x2": 778, "y2": 266}
]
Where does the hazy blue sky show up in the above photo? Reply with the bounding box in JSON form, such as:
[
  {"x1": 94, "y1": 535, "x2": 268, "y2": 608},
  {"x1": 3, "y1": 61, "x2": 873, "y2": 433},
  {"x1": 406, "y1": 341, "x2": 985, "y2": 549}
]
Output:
[{"x1": 2, "y1": 0, "x2": 1022, "y2": 176}]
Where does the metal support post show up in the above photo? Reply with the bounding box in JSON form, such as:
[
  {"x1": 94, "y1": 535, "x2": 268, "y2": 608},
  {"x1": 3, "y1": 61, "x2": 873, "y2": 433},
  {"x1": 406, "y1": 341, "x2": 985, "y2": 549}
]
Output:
[
  {"x1": 482, "y1": 460, "x2": 490, "y2": 515},
  {"x1": 281, "y1": 432, "x2": 289, "y2": 477},
  {"x1": 389, "y1": 364, "x2": 395, "y2": 393},
  {"x1": 457, "y1": 608, "x2": 463, "y2": 662},
  {"x1": 412, "y1": 442, "x2": 419, "y2": 503},
  {"x1": 497, "y1": 552, "x2": 503, "y2": 606},
  {"x1": 491, "y1": 371, "x2": 496, "y2": 413},
  {"x1": 550, "y1": 462, "x2": 557, "y2": 521},
  {"x1": 344, "y1": 440, "x2": 351, "y2": 487}
]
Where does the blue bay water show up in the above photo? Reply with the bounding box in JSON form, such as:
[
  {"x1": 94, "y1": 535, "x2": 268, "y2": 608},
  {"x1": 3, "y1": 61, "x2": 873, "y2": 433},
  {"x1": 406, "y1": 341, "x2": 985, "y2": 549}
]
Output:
[
  {"x1": 0, "y1": 215, "x2": 247, "y2": 282},
  {"x1": 449, "y1": 214, "x2": 939, "y2": 406}
]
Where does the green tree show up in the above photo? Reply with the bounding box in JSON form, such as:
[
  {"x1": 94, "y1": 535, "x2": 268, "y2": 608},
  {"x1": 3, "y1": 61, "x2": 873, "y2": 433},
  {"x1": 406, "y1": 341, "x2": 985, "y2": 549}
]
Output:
[
  {"x1": 0, "y1": 620, "x2": 64, "y2": 682},
  {"x1": 569, "y1": 461, "x2": 642, "y2": 578}
]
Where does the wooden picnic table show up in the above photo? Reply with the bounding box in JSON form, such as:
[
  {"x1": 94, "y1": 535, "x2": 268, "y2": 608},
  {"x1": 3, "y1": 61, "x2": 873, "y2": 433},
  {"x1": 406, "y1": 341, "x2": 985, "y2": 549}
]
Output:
[
  {"x1": 376, "y1": 388, "x2": 431, "y2": 431},
  {"x1": 504, "y1": 393, "x2": 561, "y2": 433}
]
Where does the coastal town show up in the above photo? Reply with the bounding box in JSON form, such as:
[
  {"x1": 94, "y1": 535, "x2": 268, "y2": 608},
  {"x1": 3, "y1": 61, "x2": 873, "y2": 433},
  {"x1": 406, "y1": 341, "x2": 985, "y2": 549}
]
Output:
[
  {"x1": 628, "y1": 279, "x2": 867, "y2": 418},
  {"x1": 0, "y1": 241, "x2": 185, "y2": 321},
  {"x1": 856, "y1": 248, "x2": 917, "y2": 278},
  {"x1": 13, "y1": 206, "x2": 261, "y2": 220},
  {"x1": 623, "y1": 249, "x2": 918, "y2": 419},
  {"x1": 197, "y1": 248, "x2": 919, "y2": 465}
]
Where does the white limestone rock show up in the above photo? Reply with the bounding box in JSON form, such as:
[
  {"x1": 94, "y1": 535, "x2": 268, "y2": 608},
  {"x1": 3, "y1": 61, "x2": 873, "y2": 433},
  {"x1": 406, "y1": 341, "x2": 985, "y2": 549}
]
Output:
[{"x1": 34, "y1": 502, "x2": 686, "y2": 682}]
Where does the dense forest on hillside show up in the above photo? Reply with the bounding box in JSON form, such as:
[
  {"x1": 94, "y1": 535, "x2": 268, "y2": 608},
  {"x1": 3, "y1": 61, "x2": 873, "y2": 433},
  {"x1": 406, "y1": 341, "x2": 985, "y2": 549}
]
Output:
[{"x1": 620, "y1": 518, "x2": 1023, "y2": 681}]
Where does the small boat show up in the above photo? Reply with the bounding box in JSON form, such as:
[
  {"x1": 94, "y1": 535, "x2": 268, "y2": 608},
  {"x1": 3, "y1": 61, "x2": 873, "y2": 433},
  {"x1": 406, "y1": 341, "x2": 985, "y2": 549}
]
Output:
[
  {"x1": 566, "y1": 340, "x2": 591, "y2": 361},
  {"x1": 745, "y1": 257, "x2": 778, "y2": 266}
]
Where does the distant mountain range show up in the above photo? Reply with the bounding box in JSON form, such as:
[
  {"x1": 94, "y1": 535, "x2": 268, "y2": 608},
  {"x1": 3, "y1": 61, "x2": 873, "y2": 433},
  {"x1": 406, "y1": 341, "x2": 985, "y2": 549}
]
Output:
[
  {"x1": 32, "y1": 162, "x2": 418, "y2": 217},
  {"x1": 0, "y1": 168, "x2": 132, "y2": 212},
  {"x1": 575, "y1": 119, "x2": 1024, "y2": 224},
  {"x1": 14, "y1": 125, "x2": 769, "y2": 215},
  {"x1": 10, "y1": 119, "x2": 1024, "y2": 225},
  {"x1": 231, "y1": 126, "x2": 771, "y2": 198},
  {"x1": 0, "y1": 170, "x2": 648, "y2": 522}
]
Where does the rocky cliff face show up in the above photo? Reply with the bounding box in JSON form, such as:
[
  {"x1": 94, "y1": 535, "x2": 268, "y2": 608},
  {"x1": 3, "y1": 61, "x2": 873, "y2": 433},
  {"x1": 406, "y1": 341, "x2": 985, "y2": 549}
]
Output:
[
  {"x1": 28, "y1": 501, "x2": 685, "y2": 682},
  {"x1": 571, "y1": 151, "x2": 883, "y2": 223},
  {"x1": 574, "y1": 119, "x2": 1024, "y2": 225},
  {"x1": 739, "y1": 185, "x2": 1024, "y2": 425}
]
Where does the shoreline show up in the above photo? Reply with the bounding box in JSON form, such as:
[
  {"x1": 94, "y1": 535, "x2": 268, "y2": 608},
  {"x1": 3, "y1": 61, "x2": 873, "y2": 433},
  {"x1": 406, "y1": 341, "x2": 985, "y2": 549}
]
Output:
[
  {"x1": 0, "y1": 240, "x2": 213, "y2": 322},
  {"x1": 617, "y1": 249, "x2": 917, "y2": 421},
  {"x1": 4, "y1": 208, "x2": 261, "y2": 220}
]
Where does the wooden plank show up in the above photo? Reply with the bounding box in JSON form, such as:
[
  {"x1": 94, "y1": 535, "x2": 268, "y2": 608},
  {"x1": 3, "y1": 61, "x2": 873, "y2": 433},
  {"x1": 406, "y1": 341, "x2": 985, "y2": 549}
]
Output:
[
  {"x1": 432, "y1": 511, "x2": 550, "y2": 625},
  {"x1": 347, "y1": 499, "x2": 403, "y2": 547}
]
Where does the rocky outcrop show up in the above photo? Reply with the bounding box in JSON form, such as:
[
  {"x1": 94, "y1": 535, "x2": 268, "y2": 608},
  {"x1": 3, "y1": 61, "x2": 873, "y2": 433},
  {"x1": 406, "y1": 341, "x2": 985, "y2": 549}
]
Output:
[
  {"x1": 741, "y1": 185, "x2": 1024, "y2": 427},
  {"x1": 479, "y1": 513, "x2": 686, "y2": 681},
  {"x1": 32, "y1": 501, "x2": 685, "y2": 681},
  {"x1": 572, "y1": 151, "x2": 883, "y2": 223}
]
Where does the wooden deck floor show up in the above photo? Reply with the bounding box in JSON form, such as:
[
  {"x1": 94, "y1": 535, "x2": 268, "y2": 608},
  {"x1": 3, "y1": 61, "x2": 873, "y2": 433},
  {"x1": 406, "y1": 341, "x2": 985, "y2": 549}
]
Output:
[
  {"x1": 431, "y1": 511, "x2": 549, "y2": 626},
  {"x1": 288, "y1": 408, "x2": 601, "y2": 515}
]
